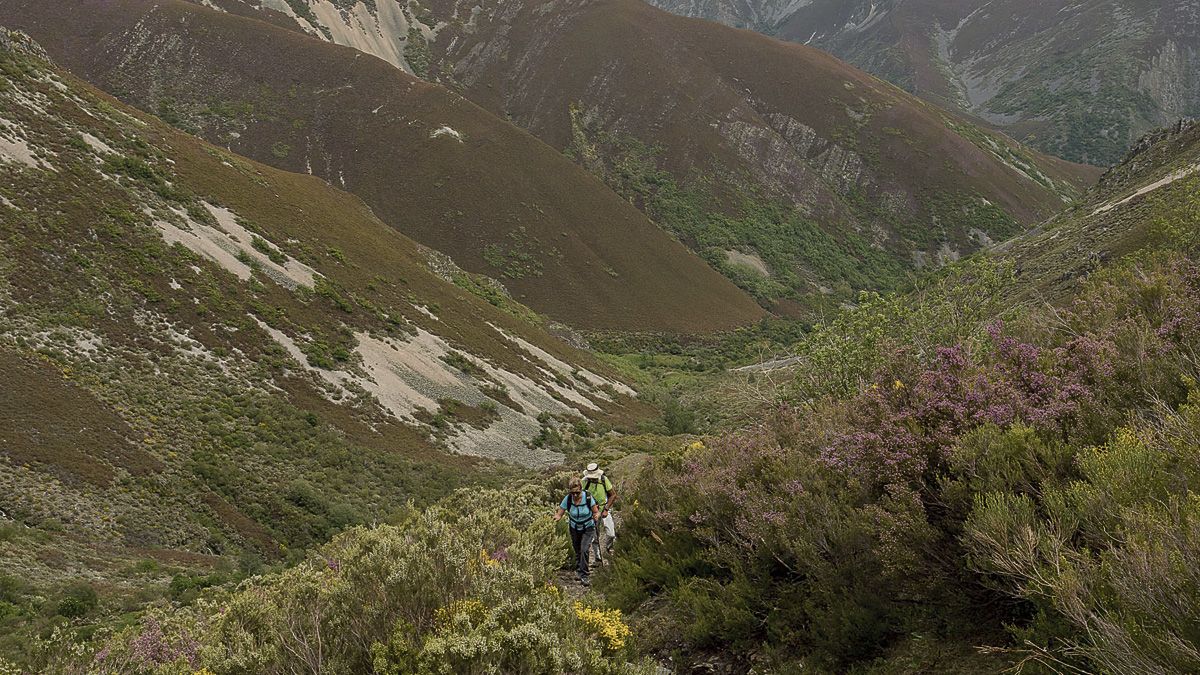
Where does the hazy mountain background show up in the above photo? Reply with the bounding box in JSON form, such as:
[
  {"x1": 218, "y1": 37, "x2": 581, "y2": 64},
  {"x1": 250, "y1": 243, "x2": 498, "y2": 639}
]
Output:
[{"x1": 645, "y1": 0, "x2": 1200, "y2": 167}]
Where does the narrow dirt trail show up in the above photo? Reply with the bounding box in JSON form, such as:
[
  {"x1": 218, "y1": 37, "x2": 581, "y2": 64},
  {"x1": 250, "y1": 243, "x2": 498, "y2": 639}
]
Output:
[{"x1": 1091, "y1": 163, "x2": 1200, "y2": 215}]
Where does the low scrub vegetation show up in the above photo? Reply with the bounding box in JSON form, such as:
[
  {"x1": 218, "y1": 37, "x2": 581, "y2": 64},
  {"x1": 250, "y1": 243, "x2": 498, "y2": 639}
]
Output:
[
  {"x1": 26, "y1": 486, "x2": 655, "y2": 674},
  {"x1": 604, "y1": 250, "x2": 1200, "y2": 671}
]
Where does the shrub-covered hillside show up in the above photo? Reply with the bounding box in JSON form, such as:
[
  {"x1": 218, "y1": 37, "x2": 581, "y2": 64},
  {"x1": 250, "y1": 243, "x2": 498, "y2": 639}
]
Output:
[
  {"x1": 12, "y1": 484, "x2": 658, "y2": 674},
  {"x1": 9, "y1": 112, "x2": 1196, "y2": 673},
  {"x1": 603, "y1": 122, "x2": 1200, "y2": 671},
  {"x1": 0, "y1": 28, "x2": 651, "y2": 666},
  {"x1": 80, "y1": 0, "x2": 1095, "y2": 309},
  {"x1": 4, "y1": 15, "x2": 1200, "y2": 675},
  {"x1": 0, "y1": 0, "x2": 766, "y2": 332}
]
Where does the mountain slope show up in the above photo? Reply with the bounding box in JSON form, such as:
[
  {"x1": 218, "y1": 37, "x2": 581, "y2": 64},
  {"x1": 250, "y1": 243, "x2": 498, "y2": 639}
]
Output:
[
  {"x1": 646, "y1": 0, "x2": 1200, "y2": 167},
  {"x1": 0, "y1": 26, "x2": 654, "y2": 609},
  {"x1": 178, "y1": 0, "x2": 1097, "y2": 310},
  {"x1": 993, "y1": 119, "x2": 1200, "y2": 301},
  {"x1": 0, "y1": 0, "x2": 764, "y2": 333},
  {"x1": 601, "y1": 119, "x2": 1200, "y2": 673}
]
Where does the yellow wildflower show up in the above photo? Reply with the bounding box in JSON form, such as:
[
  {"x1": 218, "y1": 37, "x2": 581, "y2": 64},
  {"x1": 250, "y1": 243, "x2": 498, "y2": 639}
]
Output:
[
  {"x1": 893, "y1": 379, "x2": 905, "y2": 390},
  {"x1": 435, "y1": 598, "x2": 486, "y2": 631},
  {"x1": 574, "y1": 601, "x2": 631, "y2": 651},
  {"x1": 478, "y1": 548, "x2": 500, "y2": 568},
  {"x1": 686, "y1": 440, "x2": 705, "y2": 452}
]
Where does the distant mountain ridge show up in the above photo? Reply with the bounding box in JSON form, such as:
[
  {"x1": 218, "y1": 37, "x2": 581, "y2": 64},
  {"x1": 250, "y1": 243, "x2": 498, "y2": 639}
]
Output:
[
  {"x1": 643, "y1": 0, "x2": 1200, "y2": 167},
  {"x1": 164, "y1": 0, "x2": 1097, "y2": 311},
  {"x1": 0, "y1": 0, "x2": 765, "y2": 333}
]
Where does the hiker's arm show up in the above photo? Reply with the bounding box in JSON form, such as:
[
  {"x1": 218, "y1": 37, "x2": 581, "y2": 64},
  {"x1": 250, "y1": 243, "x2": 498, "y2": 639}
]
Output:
[
  {"x1": 601, "y1": 490, "x2": 615, "y2": 516},
  {"x1": 553, "y1": 506, "x2": 564, "y2": 522},
  {"x1": 591, "y1": 503, "x2": 601, "y2": 523}
]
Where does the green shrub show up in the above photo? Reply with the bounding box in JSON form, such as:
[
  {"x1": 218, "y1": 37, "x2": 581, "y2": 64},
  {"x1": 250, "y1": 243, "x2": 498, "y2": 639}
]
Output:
[
  {"x1": 82, "y1": 486, "x2": 655, "y2": 674},
  {"x1": 56, "y1": 583, "x2": 98, "y2": 618}
]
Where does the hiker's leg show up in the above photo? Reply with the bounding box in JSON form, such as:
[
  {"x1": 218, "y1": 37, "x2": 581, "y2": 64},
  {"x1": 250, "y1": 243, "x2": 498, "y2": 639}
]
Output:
[
  {"x1": 578, "y1": 527, "x2": 596, "y2": 579},
  {"x1": 570, "y1": 527, "x2": 584, "y2": 577},
  {"x1": 592, "y1": 520, "x2": 605, "y2": 562}
]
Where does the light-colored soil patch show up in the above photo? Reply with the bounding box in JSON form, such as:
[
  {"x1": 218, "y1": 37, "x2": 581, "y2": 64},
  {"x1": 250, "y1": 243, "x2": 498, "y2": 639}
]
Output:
[
  {"x1": 1091, "y1": 163, "x2": 1200, "y2": 215},
  {"x1": 302, "y1": 0, "x2": 414, "y2": 71},
  {"x1": 252, "y1": 316, "x2": 616, "y2": 466},
  {"x1": 446, "y1": 408, "x2": 560, "y2": 467},
  {"x1": 489, "y1": 323, "x2": 636, "y2": 398},
  {"x1": 0, "y1": 118, "x2": 48, "y2": 169},
  {"x1": 355, "y1": 332, "x2": 449, "y2": 415},
  {"x1": 724, "y1": 249, "x2": 771, "y2": 277},
  {"x1": 156, "y1": 216, "x2": 253, "y2": 281},
  {"x1": 80, "y1": 131, "x2": 115, "y2": 156},
  {"x1": 431, "y1": 125, "x2": 464, "y2": 142},
  {"x1": 414, "y1": 304, "x2": 440, "y2": 321},
  {"x1": 203, "y1": 203, "x2": 318, "y2": 288},
  {"x1": 153, "y1": 203, "x2": 317, "y2": 288}
]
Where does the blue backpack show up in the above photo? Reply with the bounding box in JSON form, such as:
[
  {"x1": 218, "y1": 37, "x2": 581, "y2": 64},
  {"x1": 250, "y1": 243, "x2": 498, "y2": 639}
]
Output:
[{"x1": 564, "y1": 491, "x2": 596, "y2": 529}]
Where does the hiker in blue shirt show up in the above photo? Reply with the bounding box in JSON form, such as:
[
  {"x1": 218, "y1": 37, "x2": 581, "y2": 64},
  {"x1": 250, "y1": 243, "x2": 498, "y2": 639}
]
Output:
[{"x1": 553, "y1": 476, "x2": 600, "y2": 586}]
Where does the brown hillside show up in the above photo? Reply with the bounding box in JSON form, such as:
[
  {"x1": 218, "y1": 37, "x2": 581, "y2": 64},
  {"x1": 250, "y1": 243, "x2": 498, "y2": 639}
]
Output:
[
  {"x1": 421, "y1": 0, "x2": 1100, "y2": 301},
  {"x1": 0, "y1": 0, "x2": 764, "y2": 333},
  {"x1": 0, "y1": 28, "x2": 662, "y2": 585},
  {"x1": 423, "y1": 0, "x2": 1096, "y2": 216},
  {"x1": 181, "y1": 0, "x2": 1099, "y2": 307}
]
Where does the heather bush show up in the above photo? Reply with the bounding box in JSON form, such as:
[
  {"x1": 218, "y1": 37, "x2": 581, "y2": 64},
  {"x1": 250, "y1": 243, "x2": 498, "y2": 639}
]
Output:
[
  {"x1": 606, "y1": 253, "x2": 1200, "y2": 671},
  {"x1": 79, "y1": 485, "x2": 653, "y2": 674}
]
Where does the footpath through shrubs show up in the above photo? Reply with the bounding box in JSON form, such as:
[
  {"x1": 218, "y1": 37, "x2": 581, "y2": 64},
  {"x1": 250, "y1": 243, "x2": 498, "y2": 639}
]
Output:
[{"x1": 25, "y1": 485, "x2": 656, "y2": 674}]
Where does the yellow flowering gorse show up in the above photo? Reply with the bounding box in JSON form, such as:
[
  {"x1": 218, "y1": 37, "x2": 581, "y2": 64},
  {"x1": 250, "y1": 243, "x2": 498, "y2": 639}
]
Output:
[
  {"x1": 573, "y1": 601, "x2": 631, "y2": 652},
  {"x1": 435, "y1": 598, "x2": 486, "y2": 631}
]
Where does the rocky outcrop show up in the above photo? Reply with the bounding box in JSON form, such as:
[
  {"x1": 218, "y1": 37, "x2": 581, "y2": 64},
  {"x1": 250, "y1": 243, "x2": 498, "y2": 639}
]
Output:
[{"x1": 0, "y1": 28, "x2": 51, "y2": 63}]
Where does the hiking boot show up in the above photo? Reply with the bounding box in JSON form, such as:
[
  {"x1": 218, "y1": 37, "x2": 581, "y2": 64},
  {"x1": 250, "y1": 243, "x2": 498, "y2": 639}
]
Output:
[{"x1": 580, "y1": 576, "x2": 590, "y2": 587}]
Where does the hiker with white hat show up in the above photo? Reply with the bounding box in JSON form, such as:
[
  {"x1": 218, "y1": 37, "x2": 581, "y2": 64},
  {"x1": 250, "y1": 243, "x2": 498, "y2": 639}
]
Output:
[{"x1": 582, "y1": 462, "x2": 617, "y2": 565}]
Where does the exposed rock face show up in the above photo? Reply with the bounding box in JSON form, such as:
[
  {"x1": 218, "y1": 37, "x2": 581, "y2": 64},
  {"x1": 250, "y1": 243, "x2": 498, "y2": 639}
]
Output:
[
  {"x1": 640, "y1": 0, "x2": 1200, "y2": 167},
  {"x1": 0, "y1": 27, "x2": 50, "y2": 62}
]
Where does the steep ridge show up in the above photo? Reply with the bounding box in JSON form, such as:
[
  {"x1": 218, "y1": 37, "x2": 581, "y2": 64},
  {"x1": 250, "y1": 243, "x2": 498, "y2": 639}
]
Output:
[
  {"x1": 993, "y1": 119, "x2": 1200, "y2": 302},
  {"x1": 646, "y1": 0, "x2": 1200, "y2": 167},
  {"x1": 0, "y1": 0, "x2": 764, "y2": 333},
  {"x1": 0, "y1": 28, "x2": 654, "y2": 595},
  {"x1": 176, "y1": 0, "x2": 1098, "y2": 310}
]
